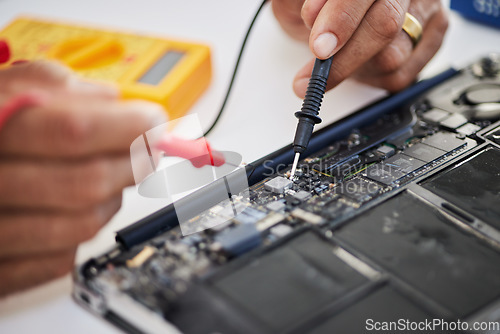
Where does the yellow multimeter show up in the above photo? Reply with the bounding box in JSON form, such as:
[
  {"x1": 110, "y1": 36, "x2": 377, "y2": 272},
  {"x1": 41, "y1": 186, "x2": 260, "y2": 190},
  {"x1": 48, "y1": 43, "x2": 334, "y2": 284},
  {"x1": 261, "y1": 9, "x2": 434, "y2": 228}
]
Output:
[{"x1": 0, "y1": 17, "x2": 212, "y2": 120}]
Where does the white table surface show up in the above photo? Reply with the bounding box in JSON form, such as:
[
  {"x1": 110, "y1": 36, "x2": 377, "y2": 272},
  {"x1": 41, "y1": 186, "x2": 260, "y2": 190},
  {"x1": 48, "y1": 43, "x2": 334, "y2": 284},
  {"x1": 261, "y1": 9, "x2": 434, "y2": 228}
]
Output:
[{"x1": 0, "y1": 0, "x2": 499, "y2": 333}]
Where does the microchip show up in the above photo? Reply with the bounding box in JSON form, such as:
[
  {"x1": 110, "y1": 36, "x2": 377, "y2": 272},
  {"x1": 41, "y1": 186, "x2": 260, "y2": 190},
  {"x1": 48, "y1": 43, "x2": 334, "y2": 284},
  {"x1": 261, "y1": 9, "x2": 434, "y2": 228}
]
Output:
[
  {"x1": 365, "y1": 152, "x2": 427, "y2": 186},
  {"x1": 215, "y1": 223, "x2": 261, "y2": 256},
  {"x1": 338, "y1": 178, "x2": 381, "y2": 203},
  {"x1": 293, "y1": 190, "x2": 312, "y2": 201},
  {"x1": 264, "y1": 176, "x2": 293, "y2": 194},
  {"x1": 383, "y1": 154, "x2": 426, "y2": 174},
  {"x1": 364, "y1": 163, "x2": 406, "y2": 185},
  {"x1": 422, "y1": 132, "x2": 467, "y2": 152},
  {"x1": 422, "y1": 108, "x2": 449, "y2": 123},
  {"x1": 439, "y1": 113, "x2": 468, "y2": 129},
  {"x1": 403, "y1": 143, "x2": 446, "y2": 163},
  {"x1": 376, "y1": 145, "x2": 395, "y2": 158}
]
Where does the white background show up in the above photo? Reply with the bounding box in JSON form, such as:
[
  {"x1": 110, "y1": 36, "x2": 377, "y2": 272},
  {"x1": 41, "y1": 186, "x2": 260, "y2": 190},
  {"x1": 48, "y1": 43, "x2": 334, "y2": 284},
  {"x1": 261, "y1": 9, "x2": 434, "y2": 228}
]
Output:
[{"x1": 0, "y1": 0, "x2": 499, "y2": 333}]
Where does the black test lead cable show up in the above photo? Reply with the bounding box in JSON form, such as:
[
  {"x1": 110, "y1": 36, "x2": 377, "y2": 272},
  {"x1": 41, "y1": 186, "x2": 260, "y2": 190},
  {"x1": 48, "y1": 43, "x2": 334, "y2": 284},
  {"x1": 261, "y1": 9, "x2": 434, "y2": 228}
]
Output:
[
  {"x1": 202, "y1": 0, "x2": 268, "y2": 137},
  {"x1": 290, "y1": 55, "x2": 334, "y2": 179}
]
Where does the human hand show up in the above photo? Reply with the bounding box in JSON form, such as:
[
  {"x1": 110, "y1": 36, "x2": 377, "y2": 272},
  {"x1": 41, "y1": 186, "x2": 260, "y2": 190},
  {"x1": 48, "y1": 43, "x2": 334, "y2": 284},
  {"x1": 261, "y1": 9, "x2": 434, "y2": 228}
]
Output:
[
  {"x1": 272, "y1": 0, "x2": 448, "y2": 96},
  {"x1": 0, "y1": 61, "x2": 166, "y2": 296}
]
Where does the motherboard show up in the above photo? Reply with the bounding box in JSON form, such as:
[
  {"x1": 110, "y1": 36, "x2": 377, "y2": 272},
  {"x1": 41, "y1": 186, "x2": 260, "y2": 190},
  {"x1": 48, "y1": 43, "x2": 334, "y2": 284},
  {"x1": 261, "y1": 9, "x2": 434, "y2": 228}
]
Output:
[{"x1": 75, "y1": 55, "x2": 500, "y2": 334}]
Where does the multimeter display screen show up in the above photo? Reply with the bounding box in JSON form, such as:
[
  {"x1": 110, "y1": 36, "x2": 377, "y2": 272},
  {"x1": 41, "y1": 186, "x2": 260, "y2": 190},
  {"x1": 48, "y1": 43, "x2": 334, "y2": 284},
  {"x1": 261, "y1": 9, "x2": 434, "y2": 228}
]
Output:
[{"x1": 137, "y1": 51, "x2": 184, "y2": 85}]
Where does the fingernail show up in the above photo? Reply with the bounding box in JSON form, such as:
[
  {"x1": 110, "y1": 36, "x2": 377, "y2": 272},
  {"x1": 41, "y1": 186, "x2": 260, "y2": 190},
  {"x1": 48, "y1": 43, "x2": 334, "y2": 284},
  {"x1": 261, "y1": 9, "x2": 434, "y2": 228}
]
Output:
[
  {"x1": 313, "y1": 32, "x2": 338, "y2": 59},
  {"x1": 293, "y1": 78, "x2": 309, "y2": 98}
]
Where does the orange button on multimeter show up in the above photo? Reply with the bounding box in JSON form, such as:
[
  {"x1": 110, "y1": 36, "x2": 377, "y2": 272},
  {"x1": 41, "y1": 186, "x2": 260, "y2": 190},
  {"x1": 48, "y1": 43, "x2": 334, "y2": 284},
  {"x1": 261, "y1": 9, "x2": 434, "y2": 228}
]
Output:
[{"x1": 0, "y1": 17, "x2": 212, "y2": 120}]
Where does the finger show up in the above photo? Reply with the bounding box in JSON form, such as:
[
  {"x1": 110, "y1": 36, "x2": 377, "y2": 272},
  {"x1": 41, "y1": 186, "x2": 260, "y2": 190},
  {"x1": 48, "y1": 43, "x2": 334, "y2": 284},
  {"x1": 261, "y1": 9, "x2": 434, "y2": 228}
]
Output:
[
  {"x1": 355, "y1": 0, "x2": 443, "y2": 78},
  {"x1": 354, "y1": 7, "x2": 448, "y2": 91},
  {"x1": 0, "y1": 155, "x2": 132, "y2": 210},
  {"x1": 0, "y1": 98, "x2": 167, "y2": 158},
  {"x1": 272, "y1": 0, "x2": 311, "y2": 41},
  {"x1": 301, "y1": 0, "x2": 327, "y2": 29},
  {"x1": 308, "y1": 0, "x2": 378, "y2": 59},
  {"x1": 0, "y1": 196, "x2": 121, "y2": 257},
  {"x1": 0, "y1": 249, "x2": 75, "y2": 297},
  {"x1": 0, "y1": 60, "x2": 118, "y2": 99},
  {"x1": 293, "y1": 0, "x2": 410, "y2": 97},
  {"x1": 0, "y1": 60, "x2": 74, "y2": 89}
]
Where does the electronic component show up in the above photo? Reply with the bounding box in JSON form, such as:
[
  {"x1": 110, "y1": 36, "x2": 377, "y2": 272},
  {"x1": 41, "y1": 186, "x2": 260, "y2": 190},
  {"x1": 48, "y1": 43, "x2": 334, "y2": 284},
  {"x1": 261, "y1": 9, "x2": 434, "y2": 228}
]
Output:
[
  {"x1": 266, "y1": 201, "x2": 286, "y2": 212},
  {"x1": 384, "y1": 154, "x2": 426, "y2": 173},
  {"x1": 456, "y1": 123, "x2": 481, "y2": 136},
  {"x1": 365, "y1": 153, "x2": 427, "y2": 185},
  {"x1": 376, "y1": 145, "x2": 395, "y2": 158},
  {"x1": 264, "y1": 176, "x2": 293, "y2": 194},
  {"x1": 422, "y1": 108, "x2": 450, "y2": 123},
  {"x1": 422, "y1": 132, "x2": 467, "y2": 151},
  {"x1": 292, "y1": 190, "x2": 312, "y2": 201},
  {"x1": 338, "y1": 178, "x2": 381, "y2": 203},
  {"x1": 403, "y1": 143, "x2": 446, "y2": 163},
  {"x1": 439, "y1": 113, "x2": 468, "y2": 129},
  {"x1": 126, "y1": 246, "x2": 156, "y2": 268},
  {"x1": 214, "y1": 224, "x2": 261, "y2": 256},
  {"x1": 364, "y1": 163, "x2": 406, "y2": 185},
  {"x1": 314, "y1": 184, "x2": 329, "y2": 194},
  {"x1": 291, "y1": 208, "x2": 325, "y2": 225},
  {"x1": 181, "y1": 234, "x2": 202, "y2": 246}
]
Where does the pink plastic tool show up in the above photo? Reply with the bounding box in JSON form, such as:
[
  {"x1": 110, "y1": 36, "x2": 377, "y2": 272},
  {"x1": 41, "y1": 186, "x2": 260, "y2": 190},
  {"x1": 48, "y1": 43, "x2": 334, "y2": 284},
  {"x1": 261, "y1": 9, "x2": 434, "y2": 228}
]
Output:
[{"x1": 155, "y1": 133, "x2": 225, "y2": 168}]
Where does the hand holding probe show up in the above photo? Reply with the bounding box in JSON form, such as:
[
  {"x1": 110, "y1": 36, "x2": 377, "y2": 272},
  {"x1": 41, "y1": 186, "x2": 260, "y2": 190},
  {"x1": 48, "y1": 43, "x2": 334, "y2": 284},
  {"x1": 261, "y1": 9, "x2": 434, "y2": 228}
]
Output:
[{"x1": 290, "y1": 55, "x2": 334, "y2": 179}]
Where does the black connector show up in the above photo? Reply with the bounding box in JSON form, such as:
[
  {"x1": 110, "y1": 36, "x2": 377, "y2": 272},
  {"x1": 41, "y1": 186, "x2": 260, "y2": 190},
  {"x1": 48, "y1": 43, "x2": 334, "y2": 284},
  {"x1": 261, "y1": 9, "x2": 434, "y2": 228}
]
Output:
[{"x1": 293, "y1": 56, "x2": 334, "y2": 153}]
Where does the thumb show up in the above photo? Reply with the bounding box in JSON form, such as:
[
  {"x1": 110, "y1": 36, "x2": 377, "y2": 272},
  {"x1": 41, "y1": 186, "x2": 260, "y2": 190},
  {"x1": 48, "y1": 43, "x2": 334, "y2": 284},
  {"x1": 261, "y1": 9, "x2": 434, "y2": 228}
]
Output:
[{"x1": 293, "y1": 58, "x2": 315, "y2": 98}]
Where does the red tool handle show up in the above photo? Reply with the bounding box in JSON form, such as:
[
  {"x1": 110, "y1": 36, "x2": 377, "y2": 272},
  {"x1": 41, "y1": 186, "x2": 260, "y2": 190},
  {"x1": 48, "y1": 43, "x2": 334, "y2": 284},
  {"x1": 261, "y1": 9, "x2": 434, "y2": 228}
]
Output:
[{"x1": 155, "y1": 133, "x2": 225, "y2": 168}]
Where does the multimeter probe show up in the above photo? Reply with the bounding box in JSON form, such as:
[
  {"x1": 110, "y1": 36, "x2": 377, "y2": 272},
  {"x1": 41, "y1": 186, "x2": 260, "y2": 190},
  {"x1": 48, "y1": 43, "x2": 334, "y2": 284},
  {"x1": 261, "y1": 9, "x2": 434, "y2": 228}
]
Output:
[{"x1": 290, "y1": 55, "x2": 334, "y2": 179}]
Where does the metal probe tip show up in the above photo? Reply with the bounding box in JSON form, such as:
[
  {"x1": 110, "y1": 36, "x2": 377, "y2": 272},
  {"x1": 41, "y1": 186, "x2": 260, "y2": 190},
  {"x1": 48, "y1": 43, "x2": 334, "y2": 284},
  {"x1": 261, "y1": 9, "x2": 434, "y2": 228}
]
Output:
[{"x1": 290, "y1": 152, "x2": 301, "y2": 179}]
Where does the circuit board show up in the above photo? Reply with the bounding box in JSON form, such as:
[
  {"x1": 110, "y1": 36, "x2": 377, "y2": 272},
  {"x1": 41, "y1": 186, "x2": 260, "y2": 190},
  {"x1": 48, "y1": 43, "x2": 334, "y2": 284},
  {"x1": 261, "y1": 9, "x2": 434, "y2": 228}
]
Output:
[{"x1": 75, "y1": 55, "x2": 500, "y2": 334}]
